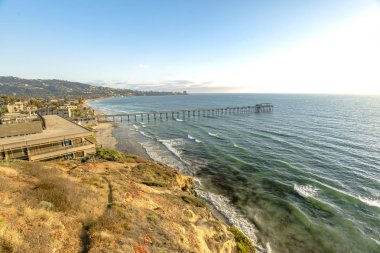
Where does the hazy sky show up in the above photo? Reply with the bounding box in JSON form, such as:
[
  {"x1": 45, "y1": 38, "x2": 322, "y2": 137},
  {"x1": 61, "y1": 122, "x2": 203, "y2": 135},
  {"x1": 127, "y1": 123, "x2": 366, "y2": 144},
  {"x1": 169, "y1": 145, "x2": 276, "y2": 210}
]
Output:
[{"x1": 1, "y1": 0, "x2": 379, "y2": 93}]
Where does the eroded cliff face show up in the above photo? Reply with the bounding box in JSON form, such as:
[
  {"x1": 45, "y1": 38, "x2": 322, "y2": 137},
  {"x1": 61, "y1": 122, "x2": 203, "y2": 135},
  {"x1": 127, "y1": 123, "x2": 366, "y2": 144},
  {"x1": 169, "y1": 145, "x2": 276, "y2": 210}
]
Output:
[{"x1": 0, "y1": 157, "x2": 237, "y2": 253}]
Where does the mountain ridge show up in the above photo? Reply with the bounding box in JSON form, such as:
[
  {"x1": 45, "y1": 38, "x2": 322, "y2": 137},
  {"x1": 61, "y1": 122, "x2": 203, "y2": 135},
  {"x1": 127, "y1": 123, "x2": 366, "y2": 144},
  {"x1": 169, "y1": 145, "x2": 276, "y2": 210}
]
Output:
[{"x1": 0, "y1": 76, "x2": 185, "y2": 98}]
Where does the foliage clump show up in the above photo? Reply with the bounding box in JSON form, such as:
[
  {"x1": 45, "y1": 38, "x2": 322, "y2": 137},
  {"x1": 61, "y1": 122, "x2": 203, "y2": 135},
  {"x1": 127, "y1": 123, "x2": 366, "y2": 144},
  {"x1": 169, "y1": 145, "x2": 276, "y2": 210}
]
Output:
[
  {"x1": 142, "y1": 181, "x2": 166, "y2": 187},
  {"x1": 96, "y1": 148, "x2": 137, "y2": 162},
  {"x1": 181, "y1": 195, "x2": 206, "y2": 207},
  {"x1": 229, "y1": 226, "x2": 255, "y2": 253}
]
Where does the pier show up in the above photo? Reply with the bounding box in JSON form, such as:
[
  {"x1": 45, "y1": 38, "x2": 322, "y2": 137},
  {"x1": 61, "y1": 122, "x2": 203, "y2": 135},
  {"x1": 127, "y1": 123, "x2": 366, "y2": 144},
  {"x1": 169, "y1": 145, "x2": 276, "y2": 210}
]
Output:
[{"x1": 97, "y1": 103, "x2": 273, "y2": 123}]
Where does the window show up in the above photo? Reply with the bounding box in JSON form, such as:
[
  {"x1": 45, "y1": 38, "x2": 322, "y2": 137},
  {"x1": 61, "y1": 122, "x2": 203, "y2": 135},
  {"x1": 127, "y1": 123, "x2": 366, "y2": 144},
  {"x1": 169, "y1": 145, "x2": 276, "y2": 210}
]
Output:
[{"x1": 64, "y1": 140, "x2": 72, "y2": 146}]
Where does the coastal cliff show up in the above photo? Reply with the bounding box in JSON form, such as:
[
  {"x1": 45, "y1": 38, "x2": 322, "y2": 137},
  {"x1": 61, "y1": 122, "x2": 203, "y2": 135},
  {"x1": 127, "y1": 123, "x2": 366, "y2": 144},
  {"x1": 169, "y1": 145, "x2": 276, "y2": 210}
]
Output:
[{"x1": 0, "y1": 151, "x2": 254, "y2": 253}]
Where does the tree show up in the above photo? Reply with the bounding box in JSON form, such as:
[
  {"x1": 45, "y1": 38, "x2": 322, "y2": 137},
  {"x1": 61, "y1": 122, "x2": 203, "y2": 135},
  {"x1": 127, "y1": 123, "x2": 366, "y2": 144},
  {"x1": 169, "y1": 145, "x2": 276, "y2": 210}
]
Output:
[{"x1": 78, "y1": 97, "x2": 85, "y2": 105}]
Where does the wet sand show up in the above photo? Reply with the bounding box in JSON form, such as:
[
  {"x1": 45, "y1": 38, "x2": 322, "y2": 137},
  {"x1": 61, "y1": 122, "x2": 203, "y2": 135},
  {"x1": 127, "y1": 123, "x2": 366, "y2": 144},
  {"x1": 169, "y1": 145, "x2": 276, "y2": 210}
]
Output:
[
  {"x1": 112, "y1": 124, "x2": 151, "y2": 159},
  {"x1": 86, "y1": 99, "x2": 150, "y2": 158}
]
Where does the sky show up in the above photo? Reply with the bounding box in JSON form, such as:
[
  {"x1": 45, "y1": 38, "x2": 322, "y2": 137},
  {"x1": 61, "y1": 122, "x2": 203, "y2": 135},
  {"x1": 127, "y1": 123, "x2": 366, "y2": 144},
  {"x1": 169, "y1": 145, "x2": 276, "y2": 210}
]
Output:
[{"x1": 0, "y1": 0, "x2": 379, "y2": 94}]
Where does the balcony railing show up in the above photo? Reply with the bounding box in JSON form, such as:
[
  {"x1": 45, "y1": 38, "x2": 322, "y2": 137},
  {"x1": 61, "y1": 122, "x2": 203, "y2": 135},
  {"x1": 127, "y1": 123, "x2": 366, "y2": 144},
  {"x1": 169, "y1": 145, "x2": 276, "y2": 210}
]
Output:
[{"x1": 28, "y1": 141, "x2": 94, "y2": 156}]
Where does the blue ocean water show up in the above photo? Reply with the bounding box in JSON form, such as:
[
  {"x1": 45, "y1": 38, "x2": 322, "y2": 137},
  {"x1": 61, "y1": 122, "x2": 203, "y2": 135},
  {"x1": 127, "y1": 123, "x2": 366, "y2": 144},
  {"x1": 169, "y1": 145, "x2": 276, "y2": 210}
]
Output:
[{"x1": 90, "y1": 94, "x2": 380, "y2": 253}]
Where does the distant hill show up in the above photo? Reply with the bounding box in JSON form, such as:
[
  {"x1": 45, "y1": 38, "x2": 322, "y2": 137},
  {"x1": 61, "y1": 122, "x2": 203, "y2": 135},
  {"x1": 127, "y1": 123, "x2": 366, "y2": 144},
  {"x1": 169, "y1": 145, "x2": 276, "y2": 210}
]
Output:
[{"x1": 0, "y1": 76, "x2": 185, "y2": 98}]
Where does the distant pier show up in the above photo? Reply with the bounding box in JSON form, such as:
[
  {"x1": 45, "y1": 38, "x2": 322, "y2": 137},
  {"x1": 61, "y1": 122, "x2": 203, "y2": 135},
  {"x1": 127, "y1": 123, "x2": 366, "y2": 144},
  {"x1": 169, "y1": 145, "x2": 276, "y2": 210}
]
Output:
[{"x1": 97, "y1": 103, "x2": 273, "y2": 123}]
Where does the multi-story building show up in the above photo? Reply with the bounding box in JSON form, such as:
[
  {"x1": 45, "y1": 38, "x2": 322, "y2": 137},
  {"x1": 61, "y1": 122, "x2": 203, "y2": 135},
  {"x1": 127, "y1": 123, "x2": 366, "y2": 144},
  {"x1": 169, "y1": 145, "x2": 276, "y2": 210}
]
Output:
[
  {"x1": 6, "y1": 102, "x2": 25, "y2": 113},
  {"x1": 59, "y1": 105, "x2": 78, "y2": 110},
  {"x1": 0, "y1": 115, "x2": 96, "y2": 161},
  {"x1": 37, "y1": 108, "x2": 72, "y2": 118}
]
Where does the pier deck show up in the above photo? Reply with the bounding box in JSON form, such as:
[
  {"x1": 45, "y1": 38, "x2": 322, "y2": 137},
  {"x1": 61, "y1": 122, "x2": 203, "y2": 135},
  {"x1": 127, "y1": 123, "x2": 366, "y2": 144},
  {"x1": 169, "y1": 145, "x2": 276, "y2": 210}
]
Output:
[{"x1": 97, "y1": 103, "x2": 273, "y2": 123}]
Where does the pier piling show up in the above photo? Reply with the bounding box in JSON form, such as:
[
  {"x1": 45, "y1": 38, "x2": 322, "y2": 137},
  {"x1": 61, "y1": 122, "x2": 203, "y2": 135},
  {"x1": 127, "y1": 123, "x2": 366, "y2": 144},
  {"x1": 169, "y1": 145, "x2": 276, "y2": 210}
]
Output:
[{"x1": 96, "y1": 103, "x2": 273, "y2": 123}]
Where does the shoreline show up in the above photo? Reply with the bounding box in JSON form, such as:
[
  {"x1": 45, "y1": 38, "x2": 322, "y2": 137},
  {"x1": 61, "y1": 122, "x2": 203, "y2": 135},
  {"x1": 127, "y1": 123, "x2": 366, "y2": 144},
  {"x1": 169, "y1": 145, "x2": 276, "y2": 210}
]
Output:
[
  {"x1": 86, "y1": 98, "x2": 261, "y2": 251},
  {"x1": 86, "y1": 98, "x2": 119, "y2": 151},
  {"x1": 86, "y1": 98, "x2": 151, "y2": 158},
  {"x1": 87, "y1": 99, "x2": 232, "y2": 223}
]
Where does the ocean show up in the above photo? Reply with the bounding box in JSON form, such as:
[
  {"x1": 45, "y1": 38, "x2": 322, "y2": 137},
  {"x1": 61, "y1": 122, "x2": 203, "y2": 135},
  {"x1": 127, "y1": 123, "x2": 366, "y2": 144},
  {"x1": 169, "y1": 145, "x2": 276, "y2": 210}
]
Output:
[{"x1": 89, "y1": 94, "x2": 380, "y2": 253}]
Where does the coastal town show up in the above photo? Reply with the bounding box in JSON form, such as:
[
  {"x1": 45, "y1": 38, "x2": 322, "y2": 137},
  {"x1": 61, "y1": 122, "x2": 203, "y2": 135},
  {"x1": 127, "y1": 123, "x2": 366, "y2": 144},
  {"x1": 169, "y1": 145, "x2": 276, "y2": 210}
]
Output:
[{"x1": 0, "y1": 96, "x2": 99, "y2": 161}]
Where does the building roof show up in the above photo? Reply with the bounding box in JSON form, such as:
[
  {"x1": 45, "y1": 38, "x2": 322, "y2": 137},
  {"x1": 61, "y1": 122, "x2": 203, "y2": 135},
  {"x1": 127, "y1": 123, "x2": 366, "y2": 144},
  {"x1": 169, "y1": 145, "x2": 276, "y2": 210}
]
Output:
[{"x1": 0, "y1": 115, "x2": 92, "y2": 149}]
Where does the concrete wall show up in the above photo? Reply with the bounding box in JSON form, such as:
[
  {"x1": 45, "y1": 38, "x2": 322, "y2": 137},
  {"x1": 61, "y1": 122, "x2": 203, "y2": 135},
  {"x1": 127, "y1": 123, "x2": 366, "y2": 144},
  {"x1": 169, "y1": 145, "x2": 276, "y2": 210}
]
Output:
[{"x1": 0, "y1": 121, "x2": 43, "y2": 138}]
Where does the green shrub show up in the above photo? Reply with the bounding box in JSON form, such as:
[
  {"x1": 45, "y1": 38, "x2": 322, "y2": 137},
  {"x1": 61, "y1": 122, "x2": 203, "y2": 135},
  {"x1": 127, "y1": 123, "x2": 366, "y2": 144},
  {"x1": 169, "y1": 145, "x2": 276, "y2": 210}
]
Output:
[
  {"x1": 142, "y1": 181, "x2": 166, "y2": 187},
  {"x1": 147, "y1": 213, "x2": 161, "y2": 224},
  {"x1": 181, "y1": 195, "x2": 206, "y2": 207},
  {"x1": 96, "y1": 148, "x2": 137, "y2": 162},
  {"x1": 229, "y1": 226, "x2": 255, "y2": 253},
  {"x1": 96, "y1": 149, "x2": 123, "y2": 161}
]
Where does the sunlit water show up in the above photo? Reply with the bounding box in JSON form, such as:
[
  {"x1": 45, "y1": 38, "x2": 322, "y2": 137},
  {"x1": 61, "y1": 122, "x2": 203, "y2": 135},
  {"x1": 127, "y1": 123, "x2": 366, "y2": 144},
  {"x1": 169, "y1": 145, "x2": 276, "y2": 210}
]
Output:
[{"x1": 90, "y1": 94, "x2": 380, "y2": 253}]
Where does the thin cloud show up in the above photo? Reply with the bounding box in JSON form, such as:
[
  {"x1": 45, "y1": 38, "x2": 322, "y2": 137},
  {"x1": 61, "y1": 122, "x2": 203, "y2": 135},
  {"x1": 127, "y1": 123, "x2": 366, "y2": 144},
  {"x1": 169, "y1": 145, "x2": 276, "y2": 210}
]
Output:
[
  {"x1": 138, "y1": 64, "x2": 149, "y2": 69},
  {"x1": 87, "y1": 79, "x2": 246, "y2": 93}
]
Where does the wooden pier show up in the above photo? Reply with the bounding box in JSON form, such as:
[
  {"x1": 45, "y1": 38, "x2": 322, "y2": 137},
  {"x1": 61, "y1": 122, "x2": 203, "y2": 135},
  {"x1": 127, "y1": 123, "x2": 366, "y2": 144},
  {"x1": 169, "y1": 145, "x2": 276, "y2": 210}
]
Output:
[{"x1": 97, "y1": 103, "x2": 273, "y2": 123}]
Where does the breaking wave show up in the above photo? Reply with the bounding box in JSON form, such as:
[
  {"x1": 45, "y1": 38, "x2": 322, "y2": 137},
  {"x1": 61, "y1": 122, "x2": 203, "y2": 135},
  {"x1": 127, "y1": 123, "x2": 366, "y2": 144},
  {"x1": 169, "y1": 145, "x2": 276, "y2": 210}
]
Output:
[
  {"x1": 294, "y1": 184, "x2": 319, "y2": 198},
  {"x1": 139, "y1": 131, "x2": 152, "y2": 139},
  {"x1": 159, "y1": 139, "x2": 185, "y2": 160},
  {"x1": 208, "y1": 132, "x2": 219, "y2": 137},
  {"x1": 358, "y1": 196, "x2": 380, "y2": 208}
]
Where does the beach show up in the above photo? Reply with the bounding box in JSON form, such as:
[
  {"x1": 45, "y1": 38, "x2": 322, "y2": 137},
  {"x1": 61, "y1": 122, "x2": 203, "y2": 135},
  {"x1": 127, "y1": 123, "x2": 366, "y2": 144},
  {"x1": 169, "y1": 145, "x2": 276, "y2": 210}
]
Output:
[
  {"x1": 92, "y1": 122, "x2": 118, "y2": 150},
  {"x1": 85, "y1": 99, "x2": 118, "y2": 150},
  {"x1": 86, "y1": 99, "x2": 151, "y2": 159}
]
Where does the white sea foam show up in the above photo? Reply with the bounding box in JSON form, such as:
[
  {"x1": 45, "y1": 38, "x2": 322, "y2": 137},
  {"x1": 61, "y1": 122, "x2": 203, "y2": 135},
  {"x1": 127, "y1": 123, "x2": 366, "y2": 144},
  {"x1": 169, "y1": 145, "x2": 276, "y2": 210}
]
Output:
[
  {"x1": 294, "y1": 184, "x2": 318, "y2": 198},
  {"x1": 159, "y1": 139, "x2": 184, "y2": 160},
  {"x1": 208, "y1": 132, "x2": 219, "y2": 137},
  {"x1": 370, "y1": 237, "x2": 380, "y2": 246},
  {"x1": 132, "y1": 124, "x2": 139, "y2": 131},
  {"x1": 138, "y1": 139, "x2": 192, "y2": 175},
  {"x1": 233, "y1": 143, "x2": 241, "y2": 148},
  {"x1": 139, "y1": 131, "x2": 152, "y2": 139},
  {"x1": 175, "y1": 118, "x2": 184, "y2": 122},
  {"x1": 266, "y1": 242, "x2": 273, "y2": 253},
  {"x1": 188, "y1": 134, "x2": 202, "y2": 143},
  {"x1": 358, "y1": 196, "x2": 380, "y2": 208}
]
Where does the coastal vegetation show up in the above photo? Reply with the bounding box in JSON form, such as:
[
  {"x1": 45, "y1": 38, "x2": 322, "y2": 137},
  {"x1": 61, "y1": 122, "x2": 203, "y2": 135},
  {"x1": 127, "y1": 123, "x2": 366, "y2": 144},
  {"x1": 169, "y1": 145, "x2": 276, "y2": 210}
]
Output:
[
  {"x1": 0, "y1": 76, "x2": 187, "y2": 99},
  {"x1": 229, "y1": 227, "x2": 255, "y2": 253},
  {"x1": 0, "y1": 150, "x2": 251, "y2": 252}
]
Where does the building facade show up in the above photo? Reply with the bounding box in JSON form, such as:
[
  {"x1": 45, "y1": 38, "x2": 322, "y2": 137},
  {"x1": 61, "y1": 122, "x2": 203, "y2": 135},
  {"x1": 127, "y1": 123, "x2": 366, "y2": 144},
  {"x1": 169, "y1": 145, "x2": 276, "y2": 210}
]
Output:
[
  {"x1": 37, "y1": 108, "x2": 72, "y2": 118},
  {"x1": 0, "y1": 115, "x2": 95, "y2": 161},
  {"x1": 6, "y1": 102, "x2": 25, "y2": 113}
]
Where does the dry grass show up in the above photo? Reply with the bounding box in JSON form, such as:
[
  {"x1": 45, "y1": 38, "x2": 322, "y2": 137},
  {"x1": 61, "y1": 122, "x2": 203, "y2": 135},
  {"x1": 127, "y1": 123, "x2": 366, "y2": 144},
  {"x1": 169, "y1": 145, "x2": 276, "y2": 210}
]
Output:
[{"x1": 0, "y1": 156, "x2": 238, "y2": 253}]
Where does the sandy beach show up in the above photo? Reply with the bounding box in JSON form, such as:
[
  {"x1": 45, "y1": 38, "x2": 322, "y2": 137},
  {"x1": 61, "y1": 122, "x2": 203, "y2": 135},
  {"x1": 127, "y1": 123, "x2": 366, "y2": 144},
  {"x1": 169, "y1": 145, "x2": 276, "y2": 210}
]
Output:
[
  {"x1": 92, "y1": 122, "x2": 118, "y2": 150},
  {"x1": 85, "y1": 99, "x2": 118, "y2": 150},
  {"x1": 86, "y1": 99, "x2": 151, "y2": 159}
]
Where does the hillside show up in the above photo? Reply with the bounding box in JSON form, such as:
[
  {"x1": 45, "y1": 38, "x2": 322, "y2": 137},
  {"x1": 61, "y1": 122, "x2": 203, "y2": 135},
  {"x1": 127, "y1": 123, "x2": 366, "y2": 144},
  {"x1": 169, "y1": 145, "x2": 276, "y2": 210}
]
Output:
[
  {"x1": 0, "y1": 151, "x2": 255, "y2": 253},
  {"x1": 0, "y1": 76, "x2": 185, "y2": 98}
]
